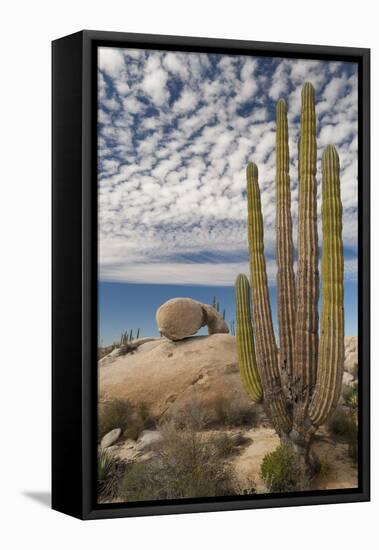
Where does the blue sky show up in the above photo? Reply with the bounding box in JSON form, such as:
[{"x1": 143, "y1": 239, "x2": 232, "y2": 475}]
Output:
[{"x1": 97, "y1": 47, "x2": 358, "y2": 345}]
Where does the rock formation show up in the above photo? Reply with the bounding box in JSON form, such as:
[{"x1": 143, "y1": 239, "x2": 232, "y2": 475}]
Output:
[
  {"x1": 156, "y1": 297, "x2": 229, "y2": 341},
  {"x1": 98, "y1": 335, "x2": 357, "y2": 421}
]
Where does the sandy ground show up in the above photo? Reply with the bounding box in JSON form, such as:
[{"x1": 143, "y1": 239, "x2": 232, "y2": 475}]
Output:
[
  {"x1": 106, "y1": 424, "x2": 357, "y2": 494},
  {"x1": 231, "y1": 426, "x2": 358, "y2": 492}
]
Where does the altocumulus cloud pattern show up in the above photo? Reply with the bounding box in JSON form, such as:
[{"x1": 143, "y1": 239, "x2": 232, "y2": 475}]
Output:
[{"x1": 98, "y1": 47, "x2": 358, "y2": 287}]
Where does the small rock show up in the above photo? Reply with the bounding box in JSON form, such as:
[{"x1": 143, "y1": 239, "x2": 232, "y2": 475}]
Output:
[
  {"x1": 101, "y1": 428, "x2": 121, "y2": 449},
  {"x1": 136, "y1": 430, "x2": 163, "y2": 451}
]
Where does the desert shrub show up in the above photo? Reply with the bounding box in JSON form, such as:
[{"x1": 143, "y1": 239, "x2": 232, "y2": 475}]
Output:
[
  {"x1": 327, "y1": 406, "x2": 358, "y2": 464},
  {"x1": 234, "y1": 477, "x2": 257, "y2": 495},
  {"x1": 327, "y1": 408, "x2": 353, "y2": 437},
  {"x1": 98, "y1": 343, "x2": 120, "y2": 360},
  {"x1": 213, "y1": 432, "x2": 251, "y2": 458},
  {"x1": 135, "y1": 401, "x2": 155, "y2": 427},
  {"x1": 97, "y1": 450, "x2": 128, "y2": 501},
  {"x1": 342, "y1": 385, "x2": 358, "y2": 411},
  {"x1": 171, "y1": 399, "x2": 211, "y2": 430},
  {"x1": 210, "y1": 395, "x2": 258, "y2": 427},
  {"x1": 212, "y1": 433, "x2": 238, "y2": 458},
  {"x1": 98, "y1": 399, "x2": 155, "y2": 441},
  {"x1": 342, "y1": 384, "x2": 356, "y2": 404},
  {"x1": 260, "y1": 445, "x2": 300, "y2": 493},
  {"x1": 351, "y1": 363, "x2": 358, "y2": 380},
  {"x1": 174, "y1": 395, "x2": 258, "y2": 430},
  {"x1": 347, "y1": 390, "x2": 358, "y2": 424},
  {"x1": 228, "y1": 403, "x2": 258, "y2": 427},
  {"x1": 348, "y1": 422, "x2": 358, "y2": 463},
  {"x1": 316, "y1": 457, "x2": 332, "y2": 481},
  {"x1": 167, "y1": 391, "x2": 260, "y2": 435},
  {"x1": 119, "y1": 424, "x2": 238, "y2": 502},
  {"x1": 123, "y1": 421, "x2": 144, "y2": 441},
  {"x1": 98, "y1": 399, "x2": 131, "y2": 440}
]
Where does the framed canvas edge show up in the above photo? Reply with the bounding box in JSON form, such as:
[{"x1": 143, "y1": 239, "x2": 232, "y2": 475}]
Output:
[{"x1": 52, "y1": 30, "x2": 370, "y2": 520}]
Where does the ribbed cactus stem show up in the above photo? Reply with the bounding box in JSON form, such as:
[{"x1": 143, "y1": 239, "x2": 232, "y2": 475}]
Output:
[
  {"x1": 294, "y1": 82, "x2": 319, "y2": 416},
  {"x1": 235, "y1": 274, "x2": 262, "y2": 402},
  {"x1": 236, "y1": 82, "x2": 346, "y2": 464},
  {"x1": 309, "y1": 145, "x2": 344, "y2": 426},
  {"x1": 276, "y1": 99, "x2": 296, "y2": 392},
  {"x1": 246, "y1": 162, "x2": 291, "y2": 433}
]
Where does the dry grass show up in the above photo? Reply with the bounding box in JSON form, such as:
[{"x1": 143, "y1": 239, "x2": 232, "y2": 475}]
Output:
[
  {"x1": 98, "y1": 398, "x2": 155, "y2": 441},
  {"x1": 172, "y1": 395, "x2": 258, "y2": 431},
  {"x1": 119, "y1": 424, "x2": 239, "y2": 502}
]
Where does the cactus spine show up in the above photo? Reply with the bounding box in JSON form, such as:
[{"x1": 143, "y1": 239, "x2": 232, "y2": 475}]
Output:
[{"x1": 235, "y1": 82, "x2": 344, "y2": 467}]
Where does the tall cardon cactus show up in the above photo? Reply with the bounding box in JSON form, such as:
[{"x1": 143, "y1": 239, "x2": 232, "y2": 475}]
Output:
[{"x1": 235, "y1": 82, "x2": 344, "y2": 470}]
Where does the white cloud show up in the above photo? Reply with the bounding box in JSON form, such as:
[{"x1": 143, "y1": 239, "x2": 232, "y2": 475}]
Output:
[
  {"x1": 98, "y1": 47, "x2": 125, "y2": 78},
  {"x1": 98, "y1": 49, "x2": 358, "y2": 287},
  {"x1": 163, "y1": 52, "x2": 189, "y2": 79},
  {"x1": 173, "y1": 88, "x2": 198, "y2": 113},
  {"x1": 141, "y1": 56, "x2": 169, "y2": 106}
]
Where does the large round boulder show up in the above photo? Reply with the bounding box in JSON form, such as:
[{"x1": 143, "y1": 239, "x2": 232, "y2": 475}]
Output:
[
  {"x1": 156, "y1": 298, "x2": 205, "y2": 341},
  {"x1": 156, "y1": 297, "x2": 229, "y2": 341}
]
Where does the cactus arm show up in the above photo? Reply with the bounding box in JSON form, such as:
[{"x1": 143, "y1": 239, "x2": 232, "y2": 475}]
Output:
[
  {"x1": 235, "y1": 274, "x2": 262, "y2": 402},
  {"x1": 276, "y1": 99, "x2": 297, "y2": 393},
  {"x1": 246, "y1": 162, "x2": 291, "y2": 433},
  {"x1": 309, "y1": 145, "x2": 344, "y2": 426},
  {"x1": 294, "y1": 82, "x2": 319, "y2": 417}
]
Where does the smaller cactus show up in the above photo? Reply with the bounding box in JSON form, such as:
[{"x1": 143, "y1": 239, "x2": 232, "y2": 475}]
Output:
[{"x1": 235, "y1": 274, "x2": 262, "y2": 403}]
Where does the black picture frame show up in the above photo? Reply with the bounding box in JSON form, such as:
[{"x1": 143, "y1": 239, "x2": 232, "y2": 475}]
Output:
[{"x1": 52, "y1": 30, "x2": 370, "y2": 520}]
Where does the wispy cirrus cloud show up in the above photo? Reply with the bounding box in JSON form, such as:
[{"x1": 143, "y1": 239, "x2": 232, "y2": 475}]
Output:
[{"x1": 98, "y1": 48, "x2": 358, "y2": 287}]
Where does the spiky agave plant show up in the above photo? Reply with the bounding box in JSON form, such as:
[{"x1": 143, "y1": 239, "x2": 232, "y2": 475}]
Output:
[{"x1": 235, "y1": 82, "x2": 344, "y2": 472}]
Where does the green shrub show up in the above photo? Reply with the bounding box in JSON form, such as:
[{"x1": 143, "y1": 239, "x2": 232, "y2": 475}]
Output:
[
  {"x1": 97, "y1": 450, "x2": 128, "y2": 502},
  {"x1": 327, "y1": 408, "x2": 353, "y2": 437},
  {"x1": 119, "y1": 425, "x2": 238, "y2": 502},
  {"x1": 98, "y1": 399, "x2": 155, "y2": 441},
  {"x1": 260, "y1": 445, "x2": 300, "y2": 492}
]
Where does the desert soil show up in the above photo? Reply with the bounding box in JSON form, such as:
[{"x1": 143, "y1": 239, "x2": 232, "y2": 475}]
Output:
[
  {"x1": 231, "y1": 426, "x2": 357, "y2": 492},
  {"x1": 100, "y1": 334, "x2": 358, "y2": 494}
]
